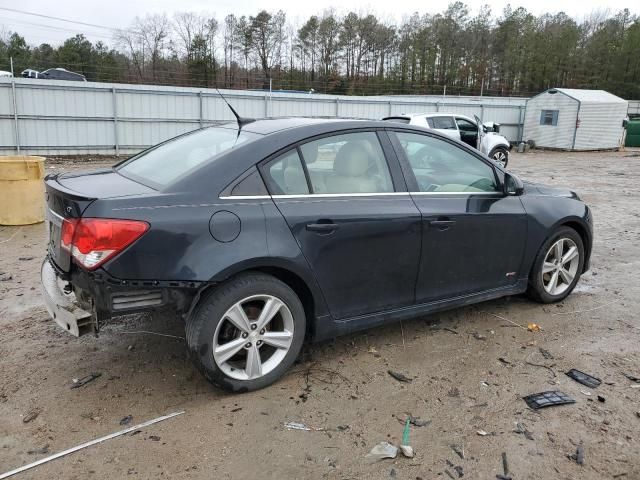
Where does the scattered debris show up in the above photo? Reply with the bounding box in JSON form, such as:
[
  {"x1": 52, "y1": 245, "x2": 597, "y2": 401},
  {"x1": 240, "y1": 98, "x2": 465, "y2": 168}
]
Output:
[
  {"x1": 569, "y1": 442, "x2": 585, "y2": 465},
  {"x1": 148, "y1": 435, "x2": 161, "y2": 441},
  {"x1": 498, "y1": 357, "x2": 512, "y2": 366},
  {"x1": 566, "y1": 369, "x2": 602, "y2": 388},
  {"x1": 477, "y1": 429, "x2": 489, "y2": 436},
  {"x1": 399, "y1": 418, "x2": 414, "y2": 458},
  {"x1": 18, "y1": 256, "x2": 34, "y2": 261},
  {"x1": 480, "y1": 381, "x2": 489, "y2": 387},
  {"x1": 399, "y1": 415, "x2": 430, "y2": 427},
  {"x1": 0, "y1": 273, "x2": 12, "y2": 282},
  {"x1": 445, "y1": 469, "x2": 456, "y2": 479},
  {"x1": 71, "y1": 372, "x2": 102, "y2": 389},
  {"x1": 443, "y1": 327, "x2": 459, "y2": 335},
  {"x1": 285, "y1": 422, "x2": 310, "y2": 431},
  {"x1": 523, "y1": 391, "x2": 576, "y2": 409},
  {"x1": 514, "y1": 422, "x2": 534, "y2": 440},
  {"x1": 472, "y1": 332, "x2": 487, "y2": 341},
  {"x1": 501, "y1": 452, "x2": 511, "y2": 478},
  {"x1": 119, "y1": 415, "x2": 133, "y2": 426},
  {"x1": 22, "y1": 409, "x2": 39, "y2": 424},
  {"x1": 336, "y1": 425, "x2": 350, "y2": 431},
  {"x1": 284, "y1": 421, "x2": 325, "y2": 432},
  {"x1": 453, "y1": 465, "x2": 464, "y2": 477},
  {"x1": 580, "y1": 390, "x2": 592, "y2": 396},
  {"x1": 388, "y1": 370, "x2": 412, "y2": 383},
  {"x1": 0, "y1": 411, "x2": 184, "y2": 480},
  {"x1": 447, "y1": 387, "x2": 460, "y2": 397},
  {"x1": 597, "y1": 395, "x2": 606, "y2": 403},
  {"x1": 26, "y1": 445, "x2": 49, "y2": 455},
  {"x1": 410, "y1": 416, "x2": 430, "y2": 427},
  {"x1": 450, "y1": 444, "x2": 465, "y2": 460},
  {"x1": 366, "y1": 442, "x2": 398, "y2": 461},
  {"x1": 389, "y1": 467, "x2": 397, "y2": 477},
  {"x1": 525, "y1": 357, "x2": 557, "y2": 378},
  {"x1": 230, "y1": 407, "x2": 242, "y2": 412},
  {"x1": 527, "y1": 322, "x2": 541, "y2": 332},
  {"x1": 539, "y1": 348, "x2": 553, "y2": 360},
  {"x1": 623, "y1": 373, "x2": 640, "y2": 383}
]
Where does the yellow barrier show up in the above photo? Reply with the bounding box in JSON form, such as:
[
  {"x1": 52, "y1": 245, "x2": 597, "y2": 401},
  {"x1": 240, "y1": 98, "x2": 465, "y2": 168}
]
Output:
[{"x1": 0, "y1": 156, "x2": 46, "y2": 225}]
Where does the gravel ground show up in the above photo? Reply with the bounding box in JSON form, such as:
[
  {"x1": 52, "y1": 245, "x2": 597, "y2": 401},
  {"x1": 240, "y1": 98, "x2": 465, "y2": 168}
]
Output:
[{"x1": 1, "y1": 150, "x2": 639, "y2": 479}]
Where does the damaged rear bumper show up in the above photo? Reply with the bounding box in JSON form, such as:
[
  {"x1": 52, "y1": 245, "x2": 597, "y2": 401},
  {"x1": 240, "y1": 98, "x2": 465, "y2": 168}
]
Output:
[
  {"x1": 41, "y1": 258, "x2": 94, "y2": 336},
  {"x1": 41, "y1": 257, "x2": 201, "y2": 337}
]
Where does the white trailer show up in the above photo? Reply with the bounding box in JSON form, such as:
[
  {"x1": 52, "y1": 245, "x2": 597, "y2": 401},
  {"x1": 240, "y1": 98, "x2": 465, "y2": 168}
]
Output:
[{"x1": 522, "y1": 88, "x2": 628, "y2": 150}]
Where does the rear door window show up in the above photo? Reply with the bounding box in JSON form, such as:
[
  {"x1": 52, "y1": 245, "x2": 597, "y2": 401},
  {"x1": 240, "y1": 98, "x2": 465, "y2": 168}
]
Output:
[
  {"x1": 264, "y1": 150, "x2": 310, "y2": 195},
  {"x1": 299, "y1": 132, "x2": 394, "y2": 194}
]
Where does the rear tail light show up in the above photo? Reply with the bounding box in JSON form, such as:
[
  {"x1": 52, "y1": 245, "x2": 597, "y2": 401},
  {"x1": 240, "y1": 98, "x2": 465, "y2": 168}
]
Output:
[{"x1": 61, "y1": 218, "x2": 149, "y2": 270}]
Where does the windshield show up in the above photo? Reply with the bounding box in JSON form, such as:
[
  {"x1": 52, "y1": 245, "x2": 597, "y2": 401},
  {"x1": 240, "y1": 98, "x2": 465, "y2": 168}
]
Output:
[{"x1": 117, "y1": 126, "x2": 260, "y2": 188}]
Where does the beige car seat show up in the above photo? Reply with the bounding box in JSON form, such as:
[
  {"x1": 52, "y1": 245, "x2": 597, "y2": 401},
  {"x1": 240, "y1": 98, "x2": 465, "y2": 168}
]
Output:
[{"x1": 325, "y1": 141, "x2": 380, "y2": 193}]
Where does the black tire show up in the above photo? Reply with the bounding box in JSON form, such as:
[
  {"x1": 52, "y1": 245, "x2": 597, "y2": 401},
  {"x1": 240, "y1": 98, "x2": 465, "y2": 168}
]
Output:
[
  {"x1": 186, "y1": 272, "x2": 306, "y2": 392},
  {"x1": 527, "y1": 227, "x2": 585, "y2": 303},
  {"x1": 490, "y1": 146, "x2": 509, "y2": 168}
]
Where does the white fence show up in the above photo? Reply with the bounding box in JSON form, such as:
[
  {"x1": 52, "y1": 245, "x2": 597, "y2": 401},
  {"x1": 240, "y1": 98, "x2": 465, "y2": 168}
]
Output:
[{"x1": 0, "y1": 77, "x2": 534, "y2": 156}]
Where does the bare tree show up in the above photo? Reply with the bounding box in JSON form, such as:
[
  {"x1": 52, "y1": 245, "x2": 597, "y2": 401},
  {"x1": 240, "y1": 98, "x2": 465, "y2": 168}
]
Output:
[{"x1": 249, "y1": 10, "x2": 286, "y2": 86}]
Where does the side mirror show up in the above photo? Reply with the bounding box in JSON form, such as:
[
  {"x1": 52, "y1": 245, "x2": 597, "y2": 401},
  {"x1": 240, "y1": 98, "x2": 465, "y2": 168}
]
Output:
[
  {"x1": 504, "y1": 172, "x2": 524, "y2": 196},
  {"x1": 482, "y1": 125, "x2": 488, "y2": 133}
]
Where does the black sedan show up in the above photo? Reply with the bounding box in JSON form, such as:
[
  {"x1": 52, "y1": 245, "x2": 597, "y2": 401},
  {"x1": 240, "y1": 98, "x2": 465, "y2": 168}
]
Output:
[{"x1": 41, "y1": 117, "x2": 592, "y2": 392}]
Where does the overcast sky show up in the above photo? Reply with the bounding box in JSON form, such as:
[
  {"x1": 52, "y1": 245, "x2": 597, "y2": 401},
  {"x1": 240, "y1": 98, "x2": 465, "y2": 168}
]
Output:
[{"x1": 1, "y1": 0, "x2": 637, "y2": 46}]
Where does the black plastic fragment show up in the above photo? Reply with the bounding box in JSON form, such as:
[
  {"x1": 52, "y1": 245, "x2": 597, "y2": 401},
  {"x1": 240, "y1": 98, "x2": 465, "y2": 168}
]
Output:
[
  {"x1": 566, "y1": 369, "x2": 602, "y2": 389},
  {"x1": 523, "y1": 391, "x2": 576, "y2": 409}
]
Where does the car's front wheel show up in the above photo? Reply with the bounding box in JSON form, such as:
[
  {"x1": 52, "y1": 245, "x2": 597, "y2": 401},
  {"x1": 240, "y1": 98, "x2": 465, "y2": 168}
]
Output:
[
  {"x1": 527, "y1": 227, "x2": 585, "y2": 303},
  {"x1": 186, "y1": 273, "x2": 306, "y2": 392},
  {"x1": 490, "y1": 146, "x2": 509, "y2": 168}
]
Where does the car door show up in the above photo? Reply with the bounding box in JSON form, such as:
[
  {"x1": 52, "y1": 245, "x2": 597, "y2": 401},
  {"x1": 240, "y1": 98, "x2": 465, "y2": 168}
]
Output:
[
  {"x1": 389, "y1": 129, "x2": 527, "y2": 303},
  {"x1": 427, "y1": 116, "x2": 460, "y2": 140},
  {"x1": 455, "y1": 117, "x2": 479, "y2": 149},
  {"x1": 261, "y1": 130, "x2": 422, "y2": 320}
]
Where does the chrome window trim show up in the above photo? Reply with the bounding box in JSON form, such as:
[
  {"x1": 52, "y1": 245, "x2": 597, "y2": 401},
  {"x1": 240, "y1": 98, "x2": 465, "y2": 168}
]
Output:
[
  {"x1": 218, "y1": 195, "x2": 271, "y2": 200},
  {"x1": 220, "y1": 191, "x2": 501, "y2": 200}
]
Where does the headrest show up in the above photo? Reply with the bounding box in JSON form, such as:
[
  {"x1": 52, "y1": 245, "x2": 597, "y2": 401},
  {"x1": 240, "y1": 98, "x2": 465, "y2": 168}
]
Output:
[
  {"x1": 301, "y1": 142, "x2": 318, "y2": 164},
  {"x1": 334, "y1": 141, "x2": 372, "y2": 177}
]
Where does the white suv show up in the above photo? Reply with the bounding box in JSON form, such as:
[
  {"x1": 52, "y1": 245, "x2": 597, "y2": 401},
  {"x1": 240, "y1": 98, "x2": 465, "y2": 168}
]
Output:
[{"x1": 383, "y1": 113, "x2": 512, "y2": 168}]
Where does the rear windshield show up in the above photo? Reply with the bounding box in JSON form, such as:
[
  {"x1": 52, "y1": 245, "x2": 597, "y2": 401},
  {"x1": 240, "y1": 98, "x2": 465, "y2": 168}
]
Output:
[{"x1": 117, "y1": 126, "x2": 260, "y2": 188}]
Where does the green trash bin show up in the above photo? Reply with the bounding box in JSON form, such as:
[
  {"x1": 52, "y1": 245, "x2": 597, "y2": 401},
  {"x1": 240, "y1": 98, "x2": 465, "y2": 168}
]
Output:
[{"x1": 625, "y1": 119, "x2": 640, "y2": 147}]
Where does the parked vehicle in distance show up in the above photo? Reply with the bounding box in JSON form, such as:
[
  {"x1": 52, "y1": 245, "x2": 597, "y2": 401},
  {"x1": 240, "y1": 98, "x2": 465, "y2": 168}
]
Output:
[
  {"x1": 39, "y1": 68, "x2": 86, "y2": 81},
  {"x1": 20, "y1": 68, "x2": 86, "y2": 81},
  {"x1": 41, "y1": 117, "x2": 592, "y2": 392},
  {"x1": 0, "y1": 70, "x2": 12, "y2": 78},
  {"x1": 21, "y1": 69, "x2": 40, "y2": 78},
  {"x1": 383, "y1": 113, "x2": 512, "y2": 167}
]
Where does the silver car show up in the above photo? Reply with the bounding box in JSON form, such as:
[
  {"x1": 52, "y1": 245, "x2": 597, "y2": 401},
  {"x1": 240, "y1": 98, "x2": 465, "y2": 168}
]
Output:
[{"x1": 383, "y1": 113, "x2": 512, "y2": 168}]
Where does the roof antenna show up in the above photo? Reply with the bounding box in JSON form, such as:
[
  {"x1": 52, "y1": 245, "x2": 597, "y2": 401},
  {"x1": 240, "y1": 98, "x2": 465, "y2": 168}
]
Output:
[{"x1": 216, "y1": 88, "x2": 255, "y2": 130}]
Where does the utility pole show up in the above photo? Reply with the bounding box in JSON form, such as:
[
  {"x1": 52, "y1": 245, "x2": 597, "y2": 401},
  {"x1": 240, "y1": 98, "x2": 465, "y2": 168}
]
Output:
[
  {"x1": 10, "y1": 57, "x2": 21, "y2": 153},
  {"x1": 480, "y1": 77, "x2": 484, "y2": 96}
]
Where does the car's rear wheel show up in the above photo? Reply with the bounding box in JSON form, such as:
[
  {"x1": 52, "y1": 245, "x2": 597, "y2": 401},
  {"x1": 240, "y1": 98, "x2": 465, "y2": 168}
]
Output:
[
  {"x1": 186, "y1": 272, "x2": 306, "y2": 392},
  {"x1": 490, "y1": 147, "x2": 509, "y2": 168},
  {"x1": 527, "y1": 227, "x2": 584, "y2": 303}
]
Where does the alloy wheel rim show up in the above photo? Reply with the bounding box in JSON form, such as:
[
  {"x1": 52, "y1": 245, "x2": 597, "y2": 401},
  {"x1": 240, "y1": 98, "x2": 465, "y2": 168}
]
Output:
[
  {"x1": 213, "y1": 294, "x2": 294, "y2": 381},
  {"x1": 493, "y1": 150, "x2": 507, "y2": 167},
  {"x1": 541, "y1": 238, "x2": 579, "y2": 296}
]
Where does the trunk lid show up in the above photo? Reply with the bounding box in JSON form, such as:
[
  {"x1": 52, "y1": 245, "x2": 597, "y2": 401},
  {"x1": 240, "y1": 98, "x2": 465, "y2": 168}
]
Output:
[{"x1": 45, "y1": 169, "x2": 154, "y2": 272}]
